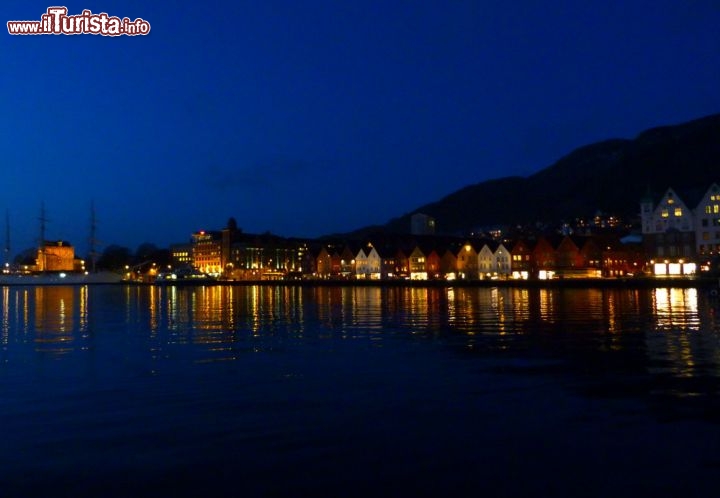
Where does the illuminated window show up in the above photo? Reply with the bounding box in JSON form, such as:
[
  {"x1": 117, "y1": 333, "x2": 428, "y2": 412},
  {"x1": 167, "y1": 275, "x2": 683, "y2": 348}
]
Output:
[
  {"x1": 674, "y1": 207, "x2": 682, "y2": 217},
  {"x1": 661, "y1": 209, "x2": 669, "y2": 218},
  {"x1": 667, "y1": 198, "x2": 674, "y2": 205},
  {"x1": 714, "y1": 205, "x2": 719, "y2": 214}
]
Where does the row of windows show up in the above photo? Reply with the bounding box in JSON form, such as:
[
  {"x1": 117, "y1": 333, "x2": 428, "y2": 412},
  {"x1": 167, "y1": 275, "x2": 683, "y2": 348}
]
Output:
[{"x1": 660, "y1": 207, "x2": 683, "y2": 217}]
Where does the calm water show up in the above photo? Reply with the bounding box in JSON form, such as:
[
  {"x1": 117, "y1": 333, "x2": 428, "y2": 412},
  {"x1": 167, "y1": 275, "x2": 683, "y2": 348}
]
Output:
[{"x1": 1, "y1": 285, "x2": 720, "y2": 497}]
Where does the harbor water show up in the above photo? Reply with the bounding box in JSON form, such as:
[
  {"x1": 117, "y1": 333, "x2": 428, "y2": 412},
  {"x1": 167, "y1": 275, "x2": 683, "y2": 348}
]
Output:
[{"x1": 1, "y1": 285, "x2": 719, "y2": 497}]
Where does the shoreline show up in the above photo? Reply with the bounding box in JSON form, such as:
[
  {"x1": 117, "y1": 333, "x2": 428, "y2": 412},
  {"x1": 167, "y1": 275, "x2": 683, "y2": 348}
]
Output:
[
  {"x1": 139, "y1": 276, "x2": 719, "y2": 290},
  {"x1": 1, "y1": 276, "x2": 717, "y2": 289}
]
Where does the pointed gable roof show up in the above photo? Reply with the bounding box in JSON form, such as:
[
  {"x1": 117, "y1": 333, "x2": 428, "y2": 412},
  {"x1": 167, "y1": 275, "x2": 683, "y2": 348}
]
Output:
[{"x1": 695, "y1": 183, "x2": 720, "y2": 213}]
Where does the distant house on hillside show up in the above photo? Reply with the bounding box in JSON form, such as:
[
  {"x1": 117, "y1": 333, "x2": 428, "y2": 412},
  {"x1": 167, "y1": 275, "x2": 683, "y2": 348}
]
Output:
[{"x1": 411, "y1": 213, "x2": 436, "y2": 236}]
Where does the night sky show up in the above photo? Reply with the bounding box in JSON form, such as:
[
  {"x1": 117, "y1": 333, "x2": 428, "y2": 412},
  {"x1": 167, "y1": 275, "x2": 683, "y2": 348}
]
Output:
[{"x1": 3, "y1": 1, "x2": 720, "y2": 256}]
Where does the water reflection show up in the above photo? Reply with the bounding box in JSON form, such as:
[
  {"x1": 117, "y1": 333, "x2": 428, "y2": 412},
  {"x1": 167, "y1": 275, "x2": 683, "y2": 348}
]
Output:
[
  {"x1": 654, "y1": 288, "x2": 700, "y2": 331},
  {"x1": 0, "y1": 286, "x2": 89, "y2": 356},
  {"x1": 1, "y1": 284, "x2": 719, "y2": 387}
]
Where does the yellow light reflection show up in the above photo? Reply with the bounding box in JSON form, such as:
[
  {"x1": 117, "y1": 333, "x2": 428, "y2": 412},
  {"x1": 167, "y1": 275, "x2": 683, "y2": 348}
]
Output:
[
  {"x1": 539, "y1": 289, "x2": 555, "y2": 322},
  {"x1": 1, "y1": 286, "x2": 8, "y2": 344},
  {"x1": 33, "y1": 287, "x2": 76, "y2": 355}
]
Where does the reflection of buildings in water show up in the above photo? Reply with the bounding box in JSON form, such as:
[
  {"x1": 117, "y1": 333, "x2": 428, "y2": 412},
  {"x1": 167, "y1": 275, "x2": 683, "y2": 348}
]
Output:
[
  {"x1": 597, "y1": 289, "x2": 641, "y2": 352},
  {"x1": 193, "y1": 286, "x2": 226, "y2": 332},
  {"x1": 407, "y1": 287, "x2": 429, "y2": 328},
  {"x1": 538, "y1": 289, "x2": 555, "y2": 323},
  {"x1": 376, "y1": 287, "x2": 432, "y2": 332},
  {"x1": 314, "y1": 286, "x2": 345, "y2": 333},
  {"x1": 219, "y1": 285, "x2": 304, "y2": 337},
  {"x1": 166, "y1": 286, "x2": 178, "y2": 330},
  {"x1": 21, "y1": 289, "x2": 29, "y2": 336},
  {"x1": 78, "y1": 285, "x2": 88, "y2": 334},
  {"x1": 148, "y1": 285, "x2": 159, "y2": 332},
  {"x1": 653, "y1": 288, "x2": 700, "y2": 331},
  {"x1": 1, "y1": 286, "x2": 8, "y2": 345},
  {"x1": 0, "y1": 288, "x2": 41, "y2": 349},
  {"x1": 448, "y1": 288, "x2": 477, "y2": 330},
  {"x1": 490, "y1": 288, "x2": 507, "y2": 333},
  {"x1": 603, "y1": 289, "x2": 639, "y2": 336},
  {"x1": 446, "y1": 288, "x2": 529, "y2": 336},
  {"x1": 447, "y1": 287, "x2": 456, "y2": 324},
  {"x1": 281, "y1": 286, "x2": 303, "y2": 333},
  {"x1": 33, "y1": 286, "x2": 82, "y2": 355},
  {"x1": 646, "y1": 287, "x2": 714, "y2": 380},
  {"x1": 605, "y1": 290, "x2": 619, "y2": 335},
  {"x1": 583, "y1": 289, "x2": 604, "y2": 321},
  {"x1": 426, "y1": 288, "x2": 444, "y2": 329},
  {"x1": 246, "y1": 285, "x2": 261, "y2": 334},
  {"x1": 511, "y1": 288, "x2": 530, "y2": 324},
  {"x1": 350, "y1": 287, "x2": 382, "y2": 331}
]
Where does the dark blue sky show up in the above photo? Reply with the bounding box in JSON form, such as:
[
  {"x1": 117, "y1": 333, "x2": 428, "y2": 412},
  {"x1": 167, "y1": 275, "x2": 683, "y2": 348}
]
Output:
[{"x1": 3, "y1": 1, "x2": 720, "y2": 255}]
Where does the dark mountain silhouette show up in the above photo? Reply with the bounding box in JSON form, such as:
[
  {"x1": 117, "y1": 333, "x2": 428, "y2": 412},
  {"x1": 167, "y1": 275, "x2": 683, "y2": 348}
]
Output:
[{"x1": 356, "y1": 113, "x2": 720, "y2": 236}]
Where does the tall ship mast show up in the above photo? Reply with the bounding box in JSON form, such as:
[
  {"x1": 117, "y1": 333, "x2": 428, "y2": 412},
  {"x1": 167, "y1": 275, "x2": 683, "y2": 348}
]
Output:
[
  {"x1": 38, "y1": 202, "x2": 47, "y2": 271},
  {"x1": 88, "y1": 200, "x2": 99, "y2": 273},
  {"x1": 4, "y1": 209, "x2": 10, "y2": 267}
]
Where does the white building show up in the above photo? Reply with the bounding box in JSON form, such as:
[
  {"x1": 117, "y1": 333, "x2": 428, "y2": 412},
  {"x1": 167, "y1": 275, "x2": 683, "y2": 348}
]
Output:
[
  {"x1": 477, "y1": 243, "x2": 495, "y2": 278},
  {"x1": 640, "y1": 186, "x2": 707, "y2": 275},
  {"x1": 641, "y1": 187, "x2": 693, "y2": 235},
  {"x1": 494, "y1": 243, "x2": 512, "y2": 278},
  {"x1": 694, "y1": 183, "x2": 720, "y2": 258}
]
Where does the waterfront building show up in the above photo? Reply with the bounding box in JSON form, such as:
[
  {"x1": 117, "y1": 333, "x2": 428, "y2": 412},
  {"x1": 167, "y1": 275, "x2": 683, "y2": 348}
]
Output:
[
  {"x1": 408, "y1": 246, "x2": 428, "y2": 280},
  {"x1": 694, "y1": 183, "x2": 720, "y2": 258},
  {"x1": 315, "y1": 247, "x2": 332, "y2": 278},
  {"x1": 191, "y1": 230, "x2": 222, "y2": 276},
  {"x1": 509, "y1": 239, "x2": 533, "y2": 279},
  {"x1": 170, "y1": 243, "x2": 193, "y2": 267},
  {"x1": 493, "y1": 242, "x2": 512, "y2": 278},
  {"x1": 640, "y1": 187, "x2": 703, "y2": 275},
  {"x1": 532, "y1": 236, "x2": 557, "y2": 279},
  {"x1": 456, "y1": 241, "x2": 479, "y2": 280},
  {"x1": 37, "y1": 240, "x2": 74, "y2": 272},
  {"x1": 477, "y1": 241, "x2": 497, "y2": 279},
  {"x1": 439, "y1": 247, "x2": 458, "y2": 280},
  {"x1": 376, "y1": 246, "x2": 399, "y2": 279},
  {"x1": 354, "y1": 244, "x2": 381, "y2": 280}
]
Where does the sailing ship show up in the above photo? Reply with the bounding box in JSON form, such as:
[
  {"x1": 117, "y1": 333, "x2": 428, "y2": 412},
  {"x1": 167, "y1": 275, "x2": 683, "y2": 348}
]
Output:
[{"x1": 0, "y1": 203, "x2": 123, "y2": 285}]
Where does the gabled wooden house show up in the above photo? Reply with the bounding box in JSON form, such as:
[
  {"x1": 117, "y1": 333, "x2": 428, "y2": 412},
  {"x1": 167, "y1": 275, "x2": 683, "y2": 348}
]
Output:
[
  {"x1": 456, "y1": 241, "x2": 479, "y2": 280},
  {"x1": 509, "y1": 239, "x2": 534, "y2": 277}
]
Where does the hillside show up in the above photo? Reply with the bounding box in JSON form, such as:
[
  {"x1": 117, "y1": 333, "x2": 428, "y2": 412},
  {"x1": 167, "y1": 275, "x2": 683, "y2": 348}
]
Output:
[{"x1": 375, "y1": 113, "x2": 720, "y2": 234}]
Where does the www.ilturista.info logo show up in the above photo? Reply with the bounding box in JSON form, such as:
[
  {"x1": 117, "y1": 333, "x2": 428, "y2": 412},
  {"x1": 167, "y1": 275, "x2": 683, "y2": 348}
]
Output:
[{"x1": 7, "y1": 7, "x2": 151, "y2": 36}]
